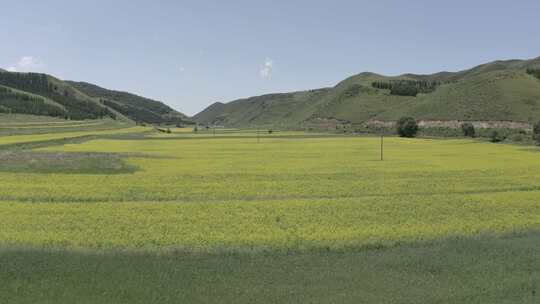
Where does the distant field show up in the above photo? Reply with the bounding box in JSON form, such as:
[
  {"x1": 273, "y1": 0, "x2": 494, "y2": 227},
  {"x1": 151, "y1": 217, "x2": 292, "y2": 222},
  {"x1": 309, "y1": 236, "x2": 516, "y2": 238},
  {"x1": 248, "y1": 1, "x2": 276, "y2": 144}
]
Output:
[
  {"x1": 0, "y1": 128, "x2": 538, "y2": 303},
  {"x1": 0, "y1": 114, "x2": 134, "y2": 136},
  {"x1": 0, "y1": 126, "x2": 147, "y2": 146}
]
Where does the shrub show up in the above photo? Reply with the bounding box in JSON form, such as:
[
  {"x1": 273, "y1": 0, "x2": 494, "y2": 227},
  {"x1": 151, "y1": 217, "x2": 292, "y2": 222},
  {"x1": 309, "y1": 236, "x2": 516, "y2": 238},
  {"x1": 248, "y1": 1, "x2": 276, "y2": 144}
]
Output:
[
  {"x1": 396, "y1": 117, "x2": 419, "y2": 138},
  {"x1": 527, "y1": 68, "x2": 540, "y2": 80},
  {"x1": 166, "y1": 128, "x2": 171, "y2": 134},
  {"x1": 461, "y1": 122, "x2": 475, "y2": 137},
  {"x1": 510, "y1": 133, "x2": 525, "y2": 142},
  {"x1": 488, "y1": 130, "x2": 505, "y2": 143},
  {"x1": 534, "y1": 121, "x2": 540, "y2": 144}
]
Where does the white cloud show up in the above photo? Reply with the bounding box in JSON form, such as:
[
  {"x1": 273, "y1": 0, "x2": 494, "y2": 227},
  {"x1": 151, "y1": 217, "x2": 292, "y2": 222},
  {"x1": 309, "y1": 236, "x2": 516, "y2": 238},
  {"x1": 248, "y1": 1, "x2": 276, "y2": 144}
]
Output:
[
  {"x1": 179, "y1": 66, "x2": 185, "y2": 72},
  {"x1": 259, "y1": 58, "x2": 273, "y2": 79},
  {"x1": 5, "y1": 56, "x2": 44, "y2": 72}
]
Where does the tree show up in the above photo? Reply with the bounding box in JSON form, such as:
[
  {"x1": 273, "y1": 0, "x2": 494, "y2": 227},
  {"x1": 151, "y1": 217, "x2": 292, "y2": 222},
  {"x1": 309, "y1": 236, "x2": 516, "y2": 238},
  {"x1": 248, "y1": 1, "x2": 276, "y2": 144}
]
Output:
[
  {"x1": 461, "y1": 122, "x2": 475, "y2": 137},
  {"x1": 527, "y1": 68, "x2": 540, "y2": 80},
  {"x1": 396, "y1": 117, "x2": 419, "y2": 138},
  {"x1": 534, "y1": 121, "x2": 540, "y2": 144},
  {"x1": 488, "y1": 130, "x2": 504, "y2": 143},
  {"x1": 390, "y1": 83, "x2": 418, "y2": 96}
]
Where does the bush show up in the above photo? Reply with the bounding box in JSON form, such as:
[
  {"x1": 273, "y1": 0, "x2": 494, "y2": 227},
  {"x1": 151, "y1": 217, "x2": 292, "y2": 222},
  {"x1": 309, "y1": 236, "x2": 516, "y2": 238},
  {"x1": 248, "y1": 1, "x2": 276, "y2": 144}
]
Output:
[
  {"x1": 510, "y1": 133, "x2": 525, "y2": 142},
  {"x1": 488, "y1": 130, "x2": 505, "y2": 143},
  {"x1": 396, "y1": 117, "x2": 419, "y2": 138},
  {"x1": 461, "y1": 122, "x2": 475, "y2": 137},
  {"x1": 534, "y1": 121, "x2": 540, "y2": 144},
  {"x1": 527, "y1": 68, "x2": 540, "y2": 80}
]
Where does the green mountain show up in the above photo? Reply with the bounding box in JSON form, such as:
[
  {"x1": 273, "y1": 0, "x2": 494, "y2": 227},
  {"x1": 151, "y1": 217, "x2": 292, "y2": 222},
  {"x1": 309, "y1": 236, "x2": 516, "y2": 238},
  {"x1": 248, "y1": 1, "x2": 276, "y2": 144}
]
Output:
[
  {"x1": 0, "y1": 70, "x2": 190, "y2": 124},
  {"x1": 194, "y1": 56, "x2": 540, "y2": 128},
  {"x1": 0, "y1": 72, "x2": 118, "y2": 120},
  {"x1": 67, "y1": 81, "x2": 191, "y2": 124}
]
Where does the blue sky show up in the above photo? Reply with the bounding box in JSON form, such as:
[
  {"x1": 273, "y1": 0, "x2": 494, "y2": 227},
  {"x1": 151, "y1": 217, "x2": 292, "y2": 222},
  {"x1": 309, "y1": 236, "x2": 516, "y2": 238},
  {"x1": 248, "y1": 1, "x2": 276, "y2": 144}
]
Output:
[{"x1": 1, "y1": 0, "x2": 539, "y2": 115}]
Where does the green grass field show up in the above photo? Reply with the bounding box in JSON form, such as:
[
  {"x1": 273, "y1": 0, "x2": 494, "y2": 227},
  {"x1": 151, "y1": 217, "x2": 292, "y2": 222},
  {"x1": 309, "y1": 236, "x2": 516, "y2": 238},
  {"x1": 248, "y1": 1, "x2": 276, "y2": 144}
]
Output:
[{"x1": 0, "y1": 127, "x2": 539, "y2": 303}]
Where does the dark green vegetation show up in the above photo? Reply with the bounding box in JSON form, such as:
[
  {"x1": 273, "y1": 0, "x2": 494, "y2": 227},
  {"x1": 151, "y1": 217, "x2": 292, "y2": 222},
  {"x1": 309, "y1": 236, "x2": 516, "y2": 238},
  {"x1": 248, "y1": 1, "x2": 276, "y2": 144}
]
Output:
[
  {"x1": 534, "y1": 121, "x2": 540, "y2": 144},
  {"x1": 194, "y1": 56, "x2": 540, "y2": 128},
  {"x1": 0, "y1": 86, "x2": 65, "y2": 117},
  {"x1": 0, "y1": 70, "x2": 190, "y2": 124},
  {"x1": 0, "y1": 150, "x2": 136, "y2": 174},
  {"x1": 396, "y1": 116, "x2": 418, "y2": 137},
  {"x1": 371, "y1": 79, "x2": 442, "y2": 96},
  {"x1": 67, "y1": 81, "x2": 191, "y2": 124},
  {"x1": 1, "y1": 233, "x2": 538, "y2": 304},
  {"x1": 461, "y1": 122, "x2": 476, "y2": 137},
  {"x1": 489, "y1": 130, "x2": 505, "y2": 143},
  {"x1": 527, "y1": 68, "x2": 540, "y2": 80}
]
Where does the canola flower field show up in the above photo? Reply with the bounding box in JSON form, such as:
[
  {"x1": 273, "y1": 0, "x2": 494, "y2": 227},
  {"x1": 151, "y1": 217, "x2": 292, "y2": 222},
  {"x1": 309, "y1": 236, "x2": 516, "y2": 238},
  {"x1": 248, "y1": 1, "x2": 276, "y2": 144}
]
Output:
[{"x1": 0, "y1": 127, "x2": 539, "y2": 303}]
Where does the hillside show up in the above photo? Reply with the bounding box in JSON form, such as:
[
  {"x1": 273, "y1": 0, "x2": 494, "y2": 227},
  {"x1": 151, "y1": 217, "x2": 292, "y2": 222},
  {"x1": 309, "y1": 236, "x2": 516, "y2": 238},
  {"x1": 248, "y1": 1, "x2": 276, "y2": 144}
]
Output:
[
  {"x1": 0, "y1": 70, "x2": 190, "y2": 124},
  {"x1": 194, "y1": 56, "x2": 540, "y2": 128},
  {"x1": 0, "y1": 72, "x2": 118, "y2": 120},
  {"x1": 195, "y1": 89, "x2": 331, "y2": 128},
  {"x1": 67, "y1": 81, "x2": 191, "y2": 124}
]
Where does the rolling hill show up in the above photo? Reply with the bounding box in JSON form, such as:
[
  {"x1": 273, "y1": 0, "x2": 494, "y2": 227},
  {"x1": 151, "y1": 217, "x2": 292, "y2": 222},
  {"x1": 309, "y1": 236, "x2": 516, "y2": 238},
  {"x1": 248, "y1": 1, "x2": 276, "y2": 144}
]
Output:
[
  {"x1": 194, "y1": 56, "x2": 540, "y2": 128},
  {"x1": 67, "y1": 81, "x2": 191, "y2": 124},
  {"x1": 0, "y1": 70, "x2": 190, "y2": 124},
  {"x1": 0, "y1": 72, "x2": 118, "y2": 120}
]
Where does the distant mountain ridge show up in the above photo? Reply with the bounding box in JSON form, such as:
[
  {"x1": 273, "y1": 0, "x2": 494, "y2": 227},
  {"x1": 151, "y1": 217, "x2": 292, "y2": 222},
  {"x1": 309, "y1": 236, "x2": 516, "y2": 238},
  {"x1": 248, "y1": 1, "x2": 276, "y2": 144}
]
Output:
[{"x1": 194, "y1": 56, "x2": 540, "y2": 128}]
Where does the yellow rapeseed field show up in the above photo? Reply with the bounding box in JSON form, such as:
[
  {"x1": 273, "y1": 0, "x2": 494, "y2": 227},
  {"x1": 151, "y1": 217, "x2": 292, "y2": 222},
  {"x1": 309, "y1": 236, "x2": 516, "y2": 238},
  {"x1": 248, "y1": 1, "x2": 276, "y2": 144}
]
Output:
[{"x1": 0, "y1": 132, "x2": 539, "y2": 251}]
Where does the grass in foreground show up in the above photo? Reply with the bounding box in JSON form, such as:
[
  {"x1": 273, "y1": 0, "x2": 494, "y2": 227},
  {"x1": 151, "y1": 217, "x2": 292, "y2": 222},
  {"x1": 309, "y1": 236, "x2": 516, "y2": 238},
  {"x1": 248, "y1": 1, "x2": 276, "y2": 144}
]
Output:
[{"x1": 1, "y1": 232, "x2": 538, "y2": 304}]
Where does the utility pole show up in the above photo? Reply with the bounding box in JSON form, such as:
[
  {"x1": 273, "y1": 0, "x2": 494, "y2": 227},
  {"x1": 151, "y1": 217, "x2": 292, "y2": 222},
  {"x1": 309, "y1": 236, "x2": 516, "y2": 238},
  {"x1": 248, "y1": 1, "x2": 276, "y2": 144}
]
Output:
[{"x1": 380, "y1": 134, "x2": 384, "y2": 161}]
